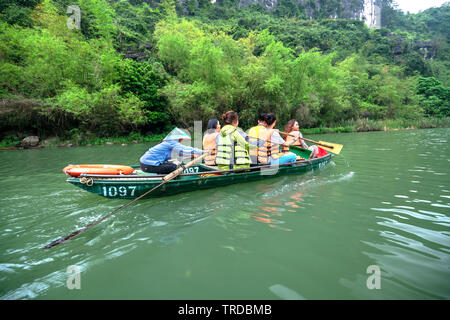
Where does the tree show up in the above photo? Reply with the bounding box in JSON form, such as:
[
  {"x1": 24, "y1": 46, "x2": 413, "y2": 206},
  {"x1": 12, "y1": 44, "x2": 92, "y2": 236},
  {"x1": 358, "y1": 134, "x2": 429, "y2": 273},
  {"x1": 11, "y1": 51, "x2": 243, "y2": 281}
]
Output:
[{"x1": 417, "y1": 77, "x2": 450, "y2": 117}]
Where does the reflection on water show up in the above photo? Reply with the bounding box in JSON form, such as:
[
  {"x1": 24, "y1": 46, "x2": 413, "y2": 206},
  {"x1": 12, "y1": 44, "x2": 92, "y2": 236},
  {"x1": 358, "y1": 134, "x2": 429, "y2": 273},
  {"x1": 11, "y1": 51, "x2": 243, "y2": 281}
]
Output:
[{"x1": 251, "y1": 192, "x2": 306, "y2": 231}]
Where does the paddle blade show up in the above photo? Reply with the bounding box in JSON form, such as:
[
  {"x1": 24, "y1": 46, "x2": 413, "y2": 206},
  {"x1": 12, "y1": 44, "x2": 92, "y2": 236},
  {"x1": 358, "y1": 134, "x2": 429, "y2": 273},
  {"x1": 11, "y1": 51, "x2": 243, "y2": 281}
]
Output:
[
  {"x1": 43, "y1": 226, "x2": 88, "y2": 249},
  {"x1": 318, "y1": 141, "x2": 343, "y2": 154},
  {"x1": 289, "y1": 145, "x2": 312, "y2": 159}
]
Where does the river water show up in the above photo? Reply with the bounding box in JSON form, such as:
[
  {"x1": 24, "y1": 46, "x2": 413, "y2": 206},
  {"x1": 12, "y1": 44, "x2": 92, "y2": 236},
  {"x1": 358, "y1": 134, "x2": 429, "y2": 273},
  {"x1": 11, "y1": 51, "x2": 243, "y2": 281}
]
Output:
[{"x1": 0, "y1": 128, "x2": 449, "y2": 300}]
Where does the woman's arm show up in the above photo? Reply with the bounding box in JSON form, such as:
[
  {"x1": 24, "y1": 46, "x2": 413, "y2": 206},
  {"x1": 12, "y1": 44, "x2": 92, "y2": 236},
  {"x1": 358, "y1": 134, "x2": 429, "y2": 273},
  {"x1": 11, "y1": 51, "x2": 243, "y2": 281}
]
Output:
[
  {"x1": 298, "y1": 132, "x2": 308, "y2": 148},
  {"x1": 234, "y1": 129, "x2": 255, "y2": 150}
]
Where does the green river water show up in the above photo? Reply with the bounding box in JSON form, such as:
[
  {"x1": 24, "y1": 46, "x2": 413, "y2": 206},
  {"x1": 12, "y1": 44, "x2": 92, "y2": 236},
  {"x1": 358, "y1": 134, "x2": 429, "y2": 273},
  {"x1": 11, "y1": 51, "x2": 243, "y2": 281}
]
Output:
[{"x1": 1, "y1": 128, "x2": 449, "y2": 300}]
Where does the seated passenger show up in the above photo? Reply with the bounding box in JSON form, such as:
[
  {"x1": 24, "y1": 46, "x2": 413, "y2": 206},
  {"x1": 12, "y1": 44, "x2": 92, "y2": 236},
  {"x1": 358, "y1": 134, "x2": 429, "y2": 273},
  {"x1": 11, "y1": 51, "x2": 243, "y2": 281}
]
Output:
[
  {"x1": 283, "y1": 119, "x2": 319, "y2": 158},
  {"x1": 139, "y1": 127, "x2": 204, "y2": 174},
  {"x1": 216, "y1": 111, "x2": 252, "y2": 170},
  {"x1": 203, "y1": 118, "x2": 221, "y2": 166},
  {"x1": 259, "y1": 113, "x2": 297, "y2": 165},
  {"x1": 248, "y1": 113, "x2": 267, "y2": 166}
]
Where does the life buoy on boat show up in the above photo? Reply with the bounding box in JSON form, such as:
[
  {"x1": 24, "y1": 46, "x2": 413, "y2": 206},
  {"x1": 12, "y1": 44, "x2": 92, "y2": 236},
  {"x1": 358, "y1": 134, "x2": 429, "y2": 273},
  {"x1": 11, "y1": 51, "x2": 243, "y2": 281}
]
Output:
[{"x1": 62, "y1": 164, "x2": 134, "y2": 177}]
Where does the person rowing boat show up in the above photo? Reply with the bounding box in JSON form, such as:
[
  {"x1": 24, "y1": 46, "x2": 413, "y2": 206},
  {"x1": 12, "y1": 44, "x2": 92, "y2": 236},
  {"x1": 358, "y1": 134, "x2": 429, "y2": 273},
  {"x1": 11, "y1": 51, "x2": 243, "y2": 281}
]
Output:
[
  {"x1": 139, "y1": 127, "x2": 204, "y2": 174},
  {"x1": 283, "y1": 119, "x2": 319, "y2": 158}
]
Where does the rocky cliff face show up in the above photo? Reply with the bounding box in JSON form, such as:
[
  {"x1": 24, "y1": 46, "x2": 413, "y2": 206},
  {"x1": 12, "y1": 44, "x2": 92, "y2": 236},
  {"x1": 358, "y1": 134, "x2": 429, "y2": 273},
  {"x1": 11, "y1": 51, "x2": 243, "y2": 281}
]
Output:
[
  {"x1": 416, "y1": 41, "x2": 436, "y2": 60},
  {"x1": 237, "y1": 0, "x2": 367, "y2": 20},
  {"x1": 171, "y1": 0, "x2": 378, "y2": 25},
  {"x1": 238, "y1": 0, "x2": 277, "y2": 11},
  {"x1": 388, "y1": 32, "x2": 437, "y2": 60}
]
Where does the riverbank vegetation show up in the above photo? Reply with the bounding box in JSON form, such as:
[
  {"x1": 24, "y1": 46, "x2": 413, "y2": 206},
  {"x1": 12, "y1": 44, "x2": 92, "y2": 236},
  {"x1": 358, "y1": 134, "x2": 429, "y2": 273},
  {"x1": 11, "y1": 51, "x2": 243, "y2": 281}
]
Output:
[{"x1": 0, "y1": 0, "x2": 449, "y2": 148}]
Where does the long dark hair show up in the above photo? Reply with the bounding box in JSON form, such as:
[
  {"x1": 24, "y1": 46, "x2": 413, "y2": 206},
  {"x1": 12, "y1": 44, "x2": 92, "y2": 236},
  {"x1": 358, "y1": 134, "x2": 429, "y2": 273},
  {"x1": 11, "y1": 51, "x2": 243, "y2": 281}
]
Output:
[
  {"x1": 206, "y1": 118, "x2": 219, "y2": 134},
  {"x1": 284, "y1": 119, "x2": 297, "y2": 140},
  {"x1": 207, "y1": 118, "x2": 219, "y2": 130},
  {"x1": 258, "y1": 113, "x2": 266, "y2": 122},
  {"x1": 264, "y1": 113, "x2": 277, "y2": 126}
]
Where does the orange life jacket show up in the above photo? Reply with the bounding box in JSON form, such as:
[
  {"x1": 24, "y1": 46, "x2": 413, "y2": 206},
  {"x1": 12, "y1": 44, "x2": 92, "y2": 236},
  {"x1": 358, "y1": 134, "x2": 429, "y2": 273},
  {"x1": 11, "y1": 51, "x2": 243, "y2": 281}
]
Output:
[
  {"x1": 203, "y1": 132, "x2": 219, "y2": 166},
  {"x1": 257, "y1": 129, "x2": 283, "y2": 164}
]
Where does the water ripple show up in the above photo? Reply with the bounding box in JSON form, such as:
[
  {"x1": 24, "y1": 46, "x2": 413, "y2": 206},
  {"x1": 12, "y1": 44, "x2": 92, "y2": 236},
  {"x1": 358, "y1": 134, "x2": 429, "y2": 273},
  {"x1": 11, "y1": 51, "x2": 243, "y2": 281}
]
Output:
[{"x1": 1, "y1": 129, "x2": 449, "y2": 299}]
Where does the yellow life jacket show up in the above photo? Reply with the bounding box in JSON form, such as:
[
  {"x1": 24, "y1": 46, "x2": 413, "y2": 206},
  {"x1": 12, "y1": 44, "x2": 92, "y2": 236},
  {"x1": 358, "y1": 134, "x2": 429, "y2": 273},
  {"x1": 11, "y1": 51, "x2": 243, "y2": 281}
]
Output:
[
  {"x1": 248, "y1": 125, "x2": 267, "y2": 165},
  {"x1": 203, "y1": 131, "x2": 219, "y2": 166},
  {"x1": 216, "y1": 125, "x2": 251, "y2": 168}
]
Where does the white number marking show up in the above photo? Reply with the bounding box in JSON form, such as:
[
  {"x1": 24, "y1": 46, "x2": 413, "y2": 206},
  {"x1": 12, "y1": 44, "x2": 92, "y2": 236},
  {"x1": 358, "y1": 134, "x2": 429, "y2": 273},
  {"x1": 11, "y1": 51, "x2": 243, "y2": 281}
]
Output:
[
  {"x1": 102, "y1": 186, "x2": 137, "y2": 197},
  {"x1": 119, "y1": 186, "x2": 127, "y2": 197},
  {"x1": 183, "y1": 166, "x2": 199, "y2": 174},
  {"x1": 109, "y1": 187, "x2": 117, "y2": 197}
]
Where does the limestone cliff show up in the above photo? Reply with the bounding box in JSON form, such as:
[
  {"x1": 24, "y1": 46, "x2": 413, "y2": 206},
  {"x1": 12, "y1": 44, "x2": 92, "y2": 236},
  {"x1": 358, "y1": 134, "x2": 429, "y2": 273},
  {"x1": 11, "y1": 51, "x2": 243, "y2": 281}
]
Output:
[
  {"x1": 236, "y1": 0, "x2": 368, "y2": 20},
  {"x1": 194, "y1": 0, "x2": 380, "y2": 28}
]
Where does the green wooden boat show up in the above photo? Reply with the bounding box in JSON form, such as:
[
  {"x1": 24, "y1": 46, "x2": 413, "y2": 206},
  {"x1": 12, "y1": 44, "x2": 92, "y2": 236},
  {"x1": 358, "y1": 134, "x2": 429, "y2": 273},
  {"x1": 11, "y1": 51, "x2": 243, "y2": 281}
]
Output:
[{"x1": 66, "y1": 154, "x2": 332, "y2": 199}]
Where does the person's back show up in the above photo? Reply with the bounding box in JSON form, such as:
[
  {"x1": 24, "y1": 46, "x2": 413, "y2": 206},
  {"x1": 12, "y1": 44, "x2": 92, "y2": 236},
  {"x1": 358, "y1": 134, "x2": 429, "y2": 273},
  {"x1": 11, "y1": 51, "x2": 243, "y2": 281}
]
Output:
[
  {"x1": 248, "y1": 128, "x2": 267, "y2": 166},
  {"x1": 203, "y1": 131, "x2": 219, "y2": 166},
  {"x1": 139, "y1": 128, "x2": 203, "y2": 174},
  {"x1": 140, "y1": 140, "x2": 173, "y2": 166},
  {"x1": 216, "y1": 111, "x2": 251, "y2": 170},
  {"x1": 262, "y1": 113, "x2": 297, "y2": 165},
  {"x1": 203, "y1": 119, "x2": 221, "y2": 166},
  {"x1": 247, "y1": 113, "x2": 267, "y2": 166},
  {"x1": 255, "y1": 128, "x2": 283, "y2": 164}
]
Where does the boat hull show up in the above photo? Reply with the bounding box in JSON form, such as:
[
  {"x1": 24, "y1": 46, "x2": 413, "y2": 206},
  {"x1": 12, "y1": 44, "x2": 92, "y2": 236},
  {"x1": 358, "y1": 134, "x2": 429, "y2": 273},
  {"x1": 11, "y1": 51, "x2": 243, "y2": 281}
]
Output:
[{"x1": 66, "y1": 154, "x2": 332, "y2": 199}]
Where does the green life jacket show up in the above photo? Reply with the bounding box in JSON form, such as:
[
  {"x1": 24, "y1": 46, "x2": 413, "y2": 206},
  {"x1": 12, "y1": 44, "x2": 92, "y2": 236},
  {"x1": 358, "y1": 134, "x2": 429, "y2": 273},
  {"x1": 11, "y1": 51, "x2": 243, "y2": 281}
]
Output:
[{"x1": 216, "y1": 125, "x2": 251, "y2": 168}]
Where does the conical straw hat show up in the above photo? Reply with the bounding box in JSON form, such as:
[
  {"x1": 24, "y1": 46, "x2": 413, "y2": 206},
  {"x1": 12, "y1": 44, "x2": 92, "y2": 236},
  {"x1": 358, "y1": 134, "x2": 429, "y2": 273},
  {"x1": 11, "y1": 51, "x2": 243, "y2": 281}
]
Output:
[{"x1": 163, "y1": 127, "x2": 191, "y2": 141}]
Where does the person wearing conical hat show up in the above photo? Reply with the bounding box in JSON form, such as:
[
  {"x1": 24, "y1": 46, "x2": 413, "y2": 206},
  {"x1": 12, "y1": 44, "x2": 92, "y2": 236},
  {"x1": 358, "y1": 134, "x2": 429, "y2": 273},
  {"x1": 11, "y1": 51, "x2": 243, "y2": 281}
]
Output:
[{"x1": 139, "y1": 127, "x2": 204, "y2": 174}]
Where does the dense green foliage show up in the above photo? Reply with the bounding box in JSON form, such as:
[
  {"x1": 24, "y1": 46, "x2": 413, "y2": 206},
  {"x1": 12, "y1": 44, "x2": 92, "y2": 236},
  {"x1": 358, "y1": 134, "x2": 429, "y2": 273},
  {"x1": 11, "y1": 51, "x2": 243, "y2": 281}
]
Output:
[
  {"x1": 417, "y1": 77, "x2": 450, "y2": 117},
  {"x1": 0, "y1": 0, "x2": 449, "y2": 146},
  {"x1": 0, "y1": 0, "x2": 168, "y2": 140}
]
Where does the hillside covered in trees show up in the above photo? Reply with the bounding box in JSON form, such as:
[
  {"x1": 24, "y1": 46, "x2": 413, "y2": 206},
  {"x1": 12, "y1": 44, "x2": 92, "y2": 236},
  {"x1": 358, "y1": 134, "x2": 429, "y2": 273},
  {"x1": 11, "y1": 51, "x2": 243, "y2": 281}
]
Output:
[{"x1": 0, "y1": 0, "x2": 449, "y2": 146}]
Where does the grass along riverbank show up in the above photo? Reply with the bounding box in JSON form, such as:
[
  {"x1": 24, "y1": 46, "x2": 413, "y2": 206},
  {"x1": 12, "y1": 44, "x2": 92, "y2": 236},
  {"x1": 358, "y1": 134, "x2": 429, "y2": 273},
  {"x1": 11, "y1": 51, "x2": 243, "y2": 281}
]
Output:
[
  {"x1": 301, "y1": 117, "x2": 450, "y2": 134},
  {"x1": 1, "y1": 117, "x2": 449, "y2": 150}
]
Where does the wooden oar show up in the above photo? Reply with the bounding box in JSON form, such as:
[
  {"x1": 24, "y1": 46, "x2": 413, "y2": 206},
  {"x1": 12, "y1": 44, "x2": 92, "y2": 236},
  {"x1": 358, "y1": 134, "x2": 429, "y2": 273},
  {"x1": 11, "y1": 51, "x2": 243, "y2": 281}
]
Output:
[
  {"x1": 43, "y1": 153, "x2": 209, "y2": 249},
  {"x1": 279, "y1": 131, "x2": 343, "y2": 154},
  {"x1": 247, "y1": 134, "x2": 312, "y2": 159}
]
